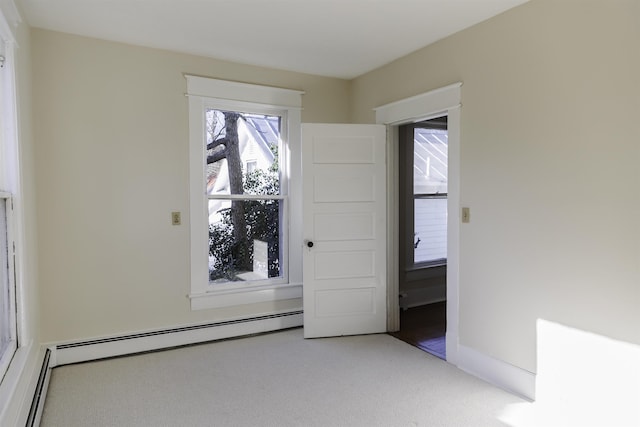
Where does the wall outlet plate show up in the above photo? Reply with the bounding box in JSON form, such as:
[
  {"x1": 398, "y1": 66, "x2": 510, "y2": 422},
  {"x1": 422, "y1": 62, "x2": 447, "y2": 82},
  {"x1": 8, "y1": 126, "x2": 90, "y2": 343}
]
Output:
[
  {"x1": 171, "y1": 211, "x2": 181, "y2": 225},
  {"x1": 462, "y1": 207, "x2": 470, "y2": 223}
]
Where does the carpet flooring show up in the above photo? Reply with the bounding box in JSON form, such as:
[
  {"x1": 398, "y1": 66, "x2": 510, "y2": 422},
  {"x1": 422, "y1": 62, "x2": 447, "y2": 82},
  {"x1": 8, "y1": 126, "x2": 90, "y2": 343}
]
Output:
[{"x1": 41, "y1": 328, "x2": 524, "y2": 427}]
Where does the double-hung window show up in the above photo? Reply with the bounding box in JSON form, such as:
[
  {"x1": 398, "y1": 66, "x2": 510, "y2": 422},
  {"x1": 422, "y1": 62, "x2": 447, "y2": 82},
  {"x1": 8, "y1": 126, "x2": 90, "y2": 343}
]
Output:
[
  {"x1": 400, "y1": 117, "x2": 448, "y2": 268},
  {"x1": 0, "y1": 193, "x2": 16, "y2": 379},
  {"x1": 187, "y1": 76, "x2": 304, "y2": 310},
  {"x1": 0, "y1": 4, "x2": 20, "y2": 384},
  {"x1": 413, "y1": 124, "x2": 448, "y2": 265}
]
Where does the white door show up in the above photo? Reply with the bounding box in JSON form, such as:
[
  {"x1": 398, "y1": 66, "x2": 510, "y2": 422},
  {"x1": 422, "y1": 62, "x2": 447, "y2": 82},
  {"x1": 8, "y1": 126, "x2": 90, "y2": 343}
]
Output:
[{"x1": 302, "y1": 124, "x2": 387, "y2": 338}]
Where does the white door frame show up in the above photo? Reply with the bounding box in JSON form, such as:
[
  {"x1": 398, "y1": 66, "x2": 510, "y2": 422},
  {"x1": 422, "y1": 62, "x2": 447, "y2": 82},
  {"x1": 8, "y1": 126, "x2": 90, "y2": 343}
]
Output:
[{"x1": 375, "y1": 82, "x2": 461, "y2": 365}]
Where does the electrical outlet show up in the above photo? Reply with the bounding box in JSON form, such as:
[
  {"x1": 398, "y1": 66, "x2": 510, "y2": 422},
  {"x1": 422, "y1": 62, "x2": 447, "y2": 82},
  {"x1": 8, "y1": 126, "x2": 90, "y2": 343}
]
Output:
[
  {"x1": 171, "y1": 211, "x2": 181, "y2": 225},
  {"x1": 462, "y1": 207, "x2": 470, "y2": 223}
]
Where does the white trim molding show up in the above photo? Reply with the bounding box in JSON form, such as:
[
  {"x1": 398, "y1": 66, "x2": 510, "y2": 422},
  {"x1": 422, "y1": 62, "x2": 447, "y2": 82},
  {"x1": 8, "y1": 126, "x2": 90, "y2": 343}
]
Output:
[
  {"x1": 374, "y1": 83, "x2": 462, "y2": 125},
  {"x1": 457, "y1": 344, "x2": 536, "y2": 400},
  {"x1": 189, "y1": 283, "x2": 302, "y2": 310},
  {"x1": 375, "y1": 82, "x2": 461, "y2": 366},
  {"x1": 0, "y1": 343, "x2": 50, "y2": 427},
  {"x1": 24, "y1": 347, "x2": 51, "y2": 427},
  {"x1": 185, "y1": 75, "x2": 305, "y2": 310},
  {"x1": 49, "y1": 310, "x2": 303, "y2": 367},
  {"x1": 20, "y1": 311, "x2": 302, "y2": 425},
  {"x1": 185, "y1": 75, "x2": 304, "y2": 108},
  {"x1": 0, "y1": 0, "x2": 21, "y2": 32},
  {"x1": 20, "y1": 311, "x2": 302, "y2": 424}
]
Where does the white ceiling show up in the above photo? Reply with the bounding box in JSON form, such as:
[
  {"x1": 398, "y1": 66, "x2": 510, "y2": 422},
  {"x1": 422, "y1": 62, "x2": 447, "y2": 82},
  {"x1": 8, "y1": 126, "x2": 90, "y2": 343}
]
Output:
[{"x1": 19, "y1": 0, "x2": 529, "y2": 79}]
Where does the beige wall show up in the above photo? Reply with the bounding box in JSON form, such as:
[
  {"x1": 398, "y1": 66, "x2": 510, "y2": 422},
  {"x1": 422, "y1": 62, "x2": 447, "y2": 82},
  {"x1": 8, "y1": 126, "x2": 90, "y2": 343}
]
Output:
[
  {"x1": 351, "y1": 0, "x2": 640, "y2": 372},
  {"x1": 32, "y1": 29, "x2": 351, "y2": 343},
  {"x1": 29, "y1": 0, "x2": 640, "y2": 375}
]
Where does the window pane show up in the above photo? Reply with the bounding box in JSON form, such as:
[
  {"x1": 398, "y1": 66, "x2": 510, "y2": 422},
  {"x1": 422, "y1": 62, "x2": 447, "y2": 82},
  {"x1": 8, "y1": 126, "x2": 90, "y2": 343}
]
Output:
[
  {"x1": 206, "y1": 110, "x2": 280, "y2": 196},
  {"x1": 208, "y1": 199, "x2": 282, "y2": 283},
  {"x1": 414, "y1": 128, "x2": 448, "y2": 194},
  {"x1": 0, "y1": 199, "x2": 11, "y2": 355},
  {"x1": 414, "y1": 198, "x2": 447, "y2": 263}
]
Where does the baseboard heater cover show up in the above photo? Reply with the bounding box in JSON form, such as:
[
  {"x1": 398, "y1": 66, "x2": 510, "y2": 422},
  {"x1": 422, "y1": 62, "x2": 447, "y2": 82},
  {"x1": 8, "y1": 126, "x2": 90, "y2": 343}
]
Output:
[
  {"x1": 53, "y1": 310, "x2": 303, "y2": 366},
  {"x1": 25, "y1": 348, "x2": 52, "y2": 427}
]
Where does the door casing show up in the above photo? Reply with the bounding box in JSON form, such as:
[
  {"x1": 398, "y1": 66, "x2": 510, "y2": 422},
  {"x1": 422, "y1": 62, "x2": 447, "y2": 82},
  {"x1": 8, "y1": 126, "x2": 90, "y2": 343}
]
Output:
[{"x1": 374, "y1": 83, "x2": 461, "y2": 365}]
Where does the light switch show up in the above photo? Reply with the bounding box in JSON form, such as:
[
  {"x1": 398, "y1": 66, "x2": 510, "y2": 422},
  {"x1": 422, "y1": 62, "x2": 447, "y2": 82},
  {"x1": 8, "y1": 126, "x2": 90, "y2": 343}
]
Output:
[
  {"x1": 462, "y1": 207, "x2": 470, "y2": 223},
  {"x1": 171, "y1": 211, "x2": 181, "y2": 225}
]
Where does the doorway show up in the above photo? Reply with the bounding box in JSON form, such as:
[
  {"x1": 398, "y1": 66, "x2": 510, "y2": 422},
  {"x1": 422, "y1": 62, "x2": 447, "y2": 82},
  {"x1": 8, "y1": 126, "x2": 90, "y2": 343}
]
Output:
[
  {"x1": 390, "y1": 116, "x2": 448, "y2": 360},
  {"x1": 375, "y1": 81, "x2": 461, "y2": 365}
]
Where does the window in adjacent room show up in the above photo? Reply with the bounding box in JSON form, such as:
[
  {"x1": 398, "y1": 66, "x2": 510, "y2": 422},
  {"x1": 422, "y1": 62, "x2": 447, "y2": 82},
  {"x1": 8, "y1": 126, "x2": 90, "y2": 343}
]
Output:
[{"x1": 400, "y1": 117, "x2": 448, "y2": 267}]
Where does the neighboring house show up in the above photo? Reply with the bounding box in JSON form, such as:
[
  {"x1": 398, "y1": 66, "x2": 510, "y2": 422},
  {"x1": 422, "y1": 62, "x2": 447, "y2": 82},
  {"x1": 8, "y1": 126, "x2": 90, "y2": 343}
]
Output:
[{"x1": 207, "y1": 114, "x2": 279, "y2": 225}]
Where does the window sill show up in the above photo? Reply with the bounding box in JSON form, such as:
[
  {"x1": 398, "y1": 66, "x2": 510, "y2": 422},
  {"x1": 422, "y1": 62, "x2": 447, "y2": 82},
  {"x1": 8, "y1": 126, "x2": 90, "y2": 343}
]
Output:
[
  {"x1": 406, "y1": 260, "x2": 447, "y2": 272},
  {"x1": 189, "y1": 283, "x2": 302, "y2": 311}
]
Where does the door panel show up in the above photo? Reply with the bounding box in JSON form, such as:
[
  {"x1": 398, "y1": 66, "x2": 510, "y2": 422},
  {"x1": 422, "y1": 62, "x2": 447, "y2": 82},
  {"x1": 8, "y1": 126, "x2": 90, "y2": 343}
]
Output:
[
  {"x1": 312, "y1": 212, "x2": 376, "y2": 241},
  {"x1": 313, "y1": 165, "x2": 377, "y2": 202},
  {"x1": 314, "y1": 250, "x2": 375, "y2": 279},
  {"x1": 315, "y1": 288, "x2": 376, "y2": 317},
  {"x1": 312, "y1": 136, "x2": 376, "y2": 164},
  {"x1": 302, "y1": 123, "x2": 387, "y2": 338}
]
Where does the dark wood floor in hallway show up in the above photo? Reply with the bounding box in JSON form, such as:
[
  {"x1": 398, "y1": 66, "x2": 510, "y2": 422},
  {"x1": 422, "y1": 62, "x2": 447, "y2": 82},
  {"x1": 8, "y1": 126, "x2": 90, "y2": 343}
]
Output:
[{"x1": 389, "y1": 301, "x2": 446, "y2": 360}]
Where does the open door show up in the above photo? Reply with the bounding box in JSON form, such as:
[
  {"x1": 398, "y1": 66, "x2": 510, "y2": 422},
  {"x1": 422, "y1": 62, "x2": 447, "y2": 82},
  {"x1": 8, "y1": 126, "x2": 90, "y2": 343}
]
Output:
[{"x1": 302, "y1": 124, "x2": 387, "y2": 338}]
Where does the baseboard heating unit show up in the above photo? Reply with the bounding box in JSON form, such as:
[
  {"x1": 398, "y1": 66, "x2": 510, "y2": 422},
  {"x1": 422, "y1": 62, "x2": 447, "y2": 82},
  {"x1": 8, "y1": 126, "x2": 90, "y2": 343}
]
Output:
[
  {"x1": 26, "y1": 310, "x2": 303, "y2": 425},
  {"x1": 25, "y1": 348, "x2": 51, "y2": 427}
]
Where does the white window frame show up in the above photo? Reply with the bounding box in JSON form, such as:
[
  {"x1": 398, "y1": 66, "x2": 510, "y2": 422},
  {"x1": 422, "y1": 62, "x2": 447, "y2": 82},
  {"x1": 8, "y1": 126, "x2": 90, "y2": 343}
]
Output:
[
  {"x1": 0, "y1": 0, "x2": 22, "y2": 386},
  {"x1": 375, "y1": 82, "x2": 461, "y2": 364},
  {"x1": 0, "y1": 192, "x2": 17, "y2": 379},
  {"x1": 186, "y1": 76, "x2": 304, "y2": 310}
]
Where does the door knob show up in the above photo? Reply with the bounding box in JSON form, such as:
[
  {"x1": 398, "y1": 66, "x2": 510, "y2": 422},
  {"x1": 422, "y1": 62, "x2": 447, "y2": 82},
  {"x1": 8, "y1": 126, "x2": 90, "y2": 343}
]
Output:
[{"x1": 307, "y1": 241, "x2": 314, "y2": 248}]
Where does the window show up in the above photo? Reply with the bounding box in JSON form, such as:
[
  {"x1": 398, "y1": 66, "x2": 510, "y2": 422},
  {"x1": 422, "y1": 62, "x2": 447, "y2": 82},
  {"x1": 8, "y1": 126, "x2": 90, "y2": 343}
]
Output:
[
  {"x1": 187, "y1": 76, "x2": 304, "y2": 310},
  {"x1": 400, "y1": 117, "x2": 448, "y2": 267},
  {"x1": 0, "y1": 7, "x2": 19, "y2": 382},
  {"x1": 245, "y1": 160, "x2": 257, "y2": 174},
  {"x1": 206, "y1": 110, "x2": 285, "y2": 285},
  {"x1": 0, "y1": 194, "x2": 16, "y2": 378},
  {"x1": 413, "y1": 124, "x2": 448, "y2": 264}
]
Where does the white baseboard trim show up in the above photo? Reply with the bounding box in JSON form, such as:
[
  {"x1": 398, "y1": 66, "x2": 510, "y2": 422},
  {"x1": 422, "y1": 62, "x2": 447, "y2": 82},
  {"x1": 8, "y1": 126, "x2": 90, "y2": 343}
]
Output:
[
  {"x1": 50, "y1": 310, "x2": 303, "y2": 367},
  {"x1": 22, "y1": 310, "x2": 302, "y2": 425},
  {"x1": 25, "y1": 347, "x2": 52, "y2": 427},
  {"x1": 0, "y1": 343, "x2": 52, "y2": 427},
  {"x1": 457, "y1": 344, "x2": 536, "y2": 401},
  {"x1": 0, "y1": 343, "x2": 33, "y2": 425}
]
